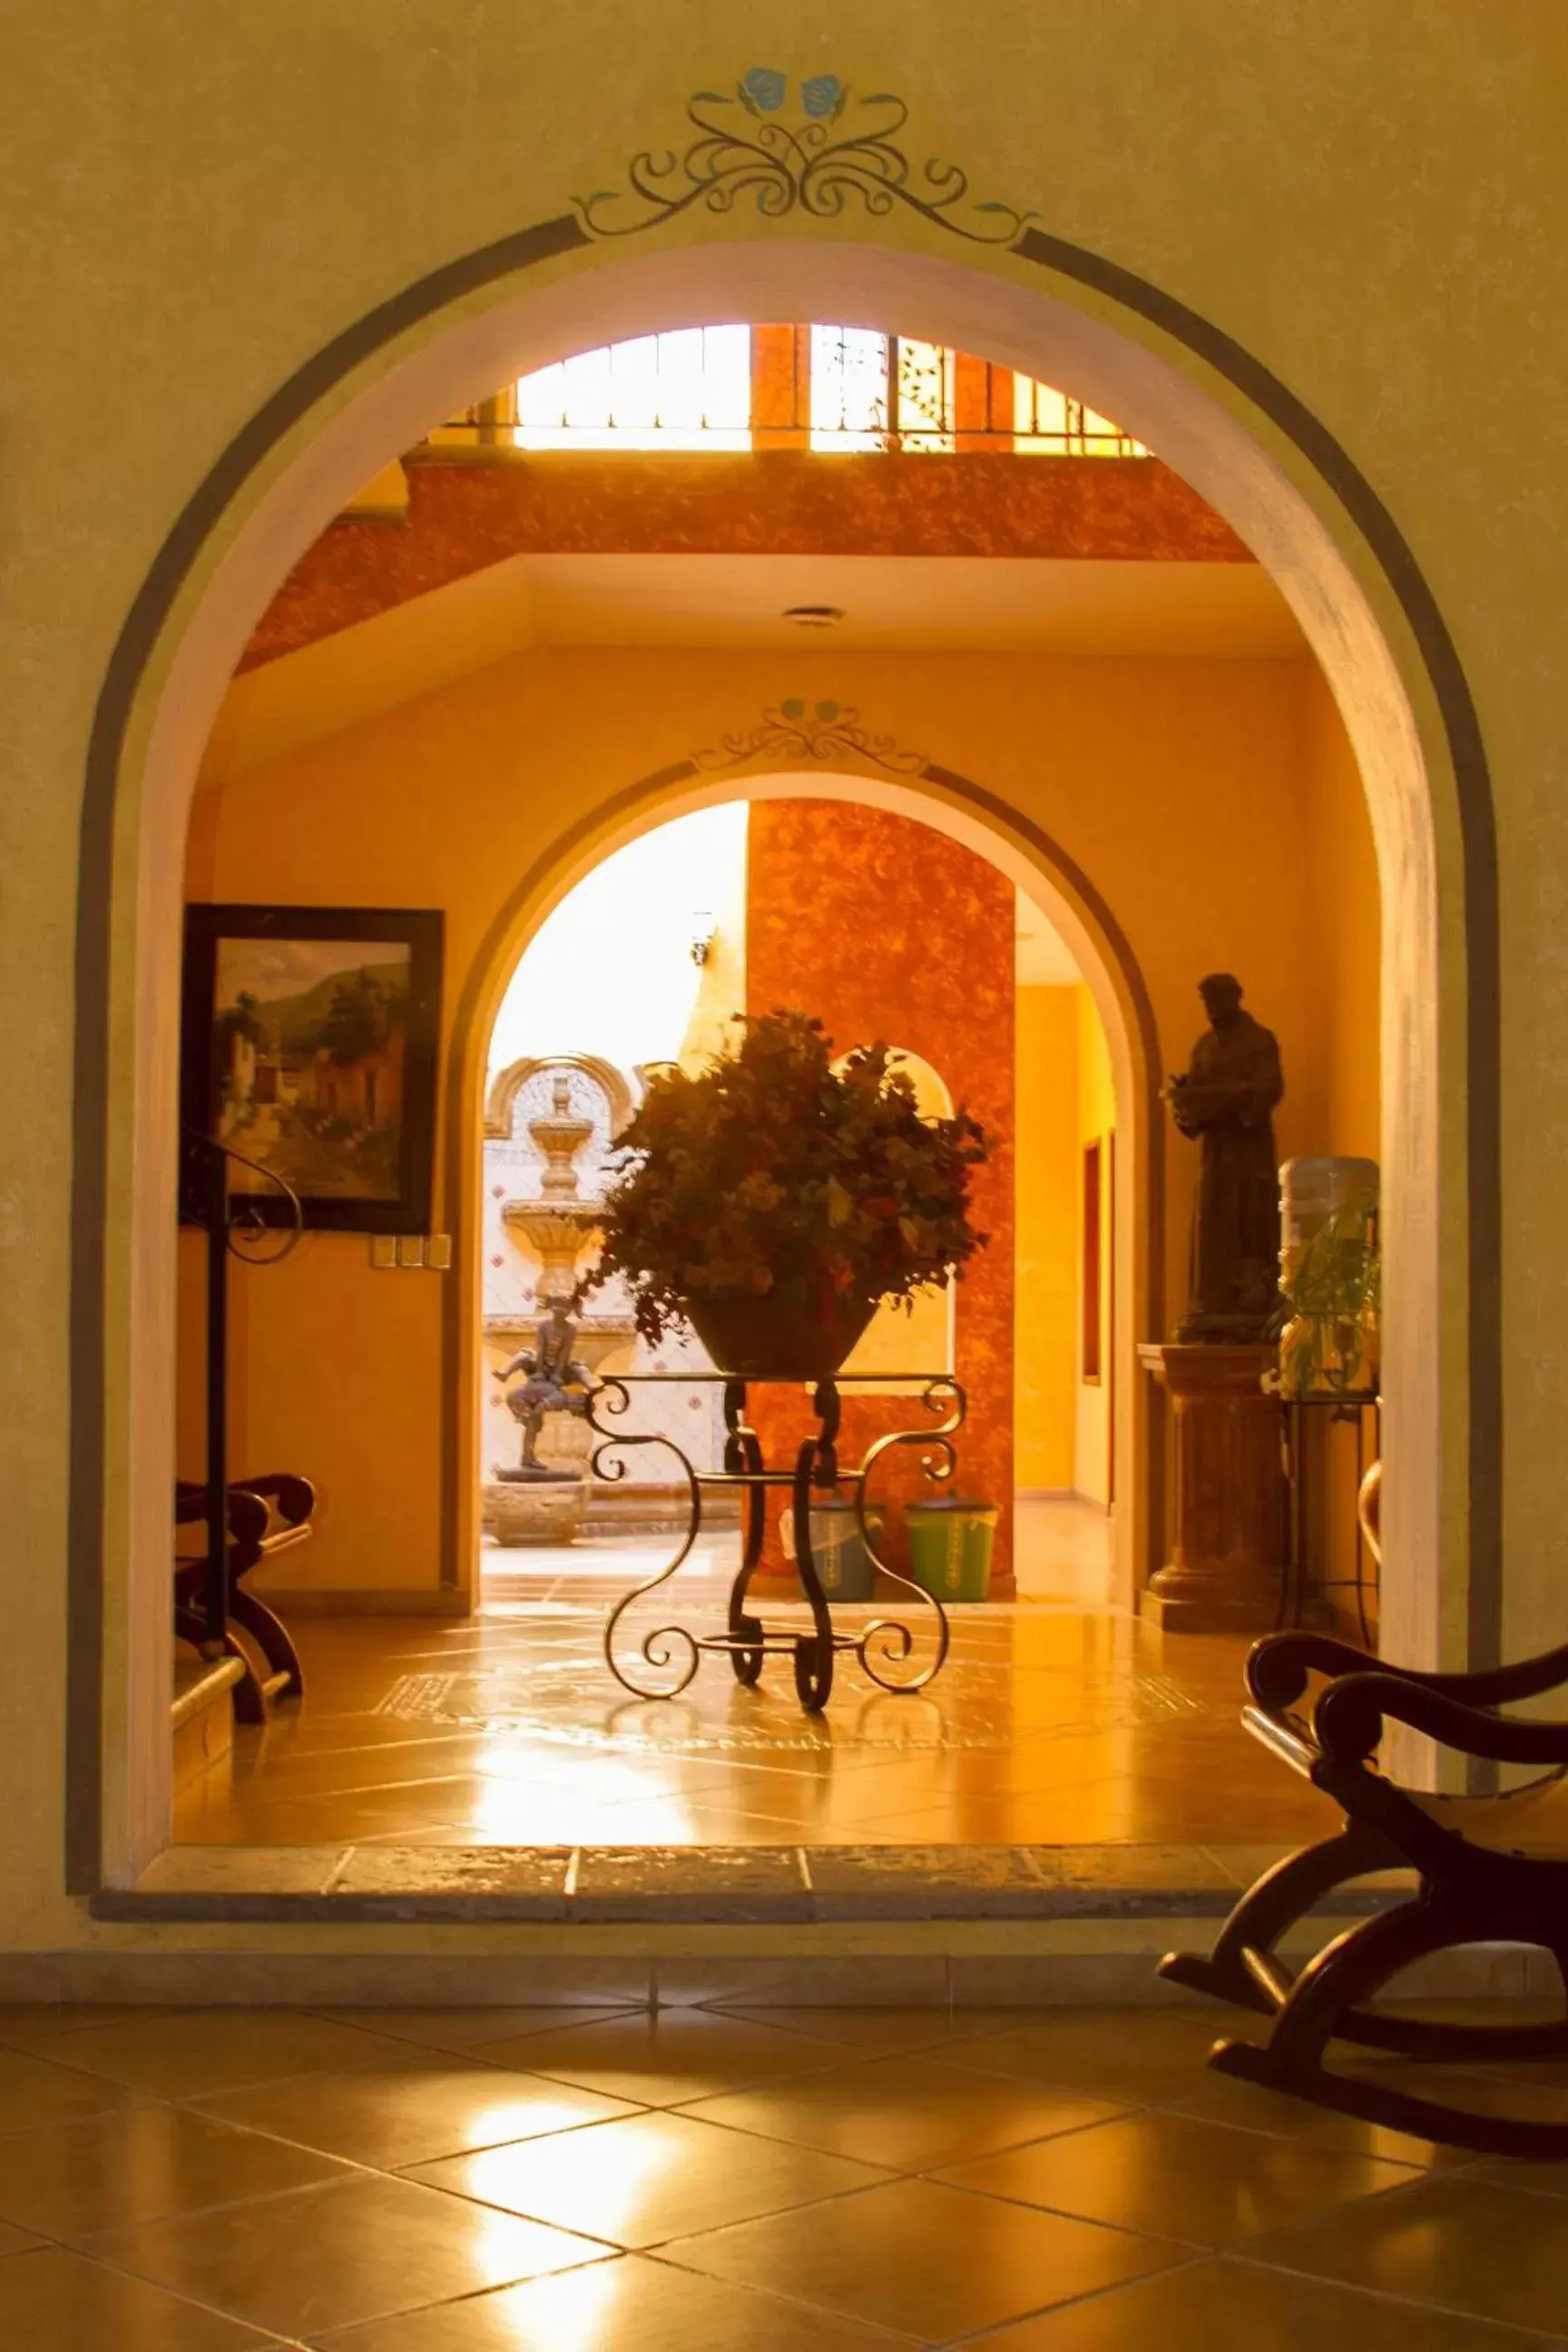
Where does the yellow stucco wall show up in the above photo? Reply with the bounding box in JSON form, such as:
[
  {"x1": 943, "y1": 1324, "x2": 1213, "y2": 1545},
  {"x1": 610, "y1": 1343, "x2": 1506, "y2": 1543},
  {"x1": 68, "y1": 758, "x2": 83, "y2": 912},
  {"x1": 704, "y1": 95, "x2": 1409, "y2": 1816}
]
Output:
[
  {"x1": 2, "y1": 3, "x2": 1558, "y2": 1945},
  {"x1": 1300, "y1": 663, "x2": 1383, "y2": 1162}
]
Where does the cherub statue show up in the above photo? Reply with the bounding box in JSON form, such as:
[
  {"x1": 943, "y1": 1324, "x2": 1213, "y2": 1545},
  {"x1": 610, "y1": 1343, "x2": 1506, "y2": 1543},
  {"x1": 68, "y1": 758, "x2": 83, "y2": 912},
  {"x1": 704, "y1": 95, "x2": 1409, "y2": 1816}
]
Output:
[{"x1": 493, "y1": 1302, "x2": 593, "y2": 1472}]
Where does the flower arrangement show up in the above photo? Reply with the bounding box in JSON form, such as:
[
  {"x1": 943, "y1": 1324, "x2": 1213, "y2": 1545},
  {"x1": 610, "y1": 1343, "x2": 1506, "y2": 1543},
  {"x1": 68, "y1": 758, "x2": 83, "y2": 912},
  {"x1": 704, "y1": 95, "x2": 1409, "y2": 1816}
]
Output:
[{"x1": 575, "y1": 1009, "x2": 993, "y2": 1371}]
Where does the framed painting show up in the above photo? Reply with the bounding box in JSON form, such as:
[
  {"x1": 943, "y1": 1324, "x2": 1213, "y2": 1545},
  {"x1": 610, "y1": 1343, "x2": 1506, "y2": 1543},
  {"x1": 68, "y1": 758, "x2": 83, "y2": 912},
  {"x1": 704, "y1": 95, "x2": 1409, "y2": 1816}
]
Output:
[{"x1": 181, "y1": 905, "x2": 444, "y2": 1232}]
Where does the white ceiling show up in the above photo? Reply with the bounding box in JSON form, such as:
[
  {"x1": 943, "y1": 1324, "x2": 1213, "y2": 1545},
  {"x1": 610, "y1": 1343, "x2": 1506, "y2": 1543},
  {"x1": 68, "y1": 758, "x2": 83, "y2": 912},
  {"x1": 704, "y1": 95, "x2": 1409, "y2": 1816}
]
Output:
[
  {"x1": 466, "y1": 551, "x2": 1304, "y2": 655},
  {"x1": 203, "y1": 550, "x2": 1307, "y2": 786}
]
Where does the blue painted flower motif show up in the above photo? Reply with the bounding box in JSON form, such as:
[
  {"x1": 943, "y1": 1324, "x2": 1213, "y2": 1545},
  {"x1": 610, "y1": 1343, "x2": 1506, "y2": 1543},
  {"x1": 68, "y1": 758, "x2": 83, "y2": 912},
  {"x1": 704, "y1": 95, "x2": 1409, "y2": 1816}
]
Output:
[
  {"x1": 740, "y1": 67, "x2": 788, "y2": 113},
  {"x1": 801, "y1": 74, "x2": 844, "y2": 121}
]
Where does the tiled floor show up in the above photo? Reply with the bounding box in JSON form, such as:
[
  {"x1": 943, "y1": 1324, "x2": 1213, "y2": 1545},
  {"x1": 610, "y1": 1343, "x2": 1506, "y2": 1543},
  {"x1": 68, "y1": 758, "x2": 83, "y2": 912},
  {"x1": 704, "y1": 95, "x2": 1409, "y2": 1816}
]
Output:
[
  {"x1": 177, "y1": 1504, "x2": 1338, "y2": 1852},
  {"x1": 0, "y1": 1998, "x2": 1562, "y2": 2346}
]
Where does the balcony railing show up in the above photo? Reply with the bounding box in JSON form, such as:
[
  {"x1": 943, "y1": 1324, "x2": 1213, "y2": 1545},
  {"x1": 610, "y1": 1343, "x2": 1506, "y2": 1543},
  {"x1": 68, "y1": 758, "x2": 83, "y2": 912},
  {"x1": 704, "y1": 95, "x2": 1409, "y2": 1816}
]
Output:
[{"x1": 423, "y1": 325, "x2": 1149, "y2": 459}]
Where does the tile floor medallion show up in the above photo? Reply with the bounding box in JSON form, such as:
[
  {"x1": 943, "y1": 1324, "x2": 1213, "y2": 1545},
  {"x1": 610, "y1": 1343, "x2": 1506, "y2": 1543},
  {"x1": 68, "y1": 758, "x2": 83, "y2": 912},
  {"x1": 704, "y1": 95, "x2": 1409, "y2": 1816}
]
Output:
[
  {"x1": 175, "y1": 1504, "x2": 1338, "y2": 1857},
  {"x1": 0, "y1": 1996, "x2": 1557, "y2": 2347}
]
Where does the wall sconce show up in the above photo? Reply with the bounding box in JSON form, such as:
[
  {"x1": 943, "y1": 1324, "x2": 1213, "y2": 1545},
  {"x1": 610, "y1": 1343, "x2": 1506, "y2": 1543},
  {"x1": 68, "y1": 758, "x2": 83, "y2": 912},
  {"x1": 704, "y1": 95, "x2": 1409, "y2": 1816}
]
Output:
[{"x1": 689, "y1": 910, "x2": 717, "y2": 966}]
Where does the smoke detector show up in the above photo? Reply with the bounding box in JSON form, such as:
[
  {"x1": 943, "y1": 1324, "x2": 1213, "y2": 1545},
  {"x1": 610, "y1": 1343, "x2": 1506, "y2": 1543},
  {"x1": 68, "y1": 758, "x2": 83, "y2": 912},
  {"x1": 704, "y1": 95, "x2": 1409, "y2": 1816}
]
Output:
[{"x1": 781, "y1": 604, "x2": 846, "y2": 628}]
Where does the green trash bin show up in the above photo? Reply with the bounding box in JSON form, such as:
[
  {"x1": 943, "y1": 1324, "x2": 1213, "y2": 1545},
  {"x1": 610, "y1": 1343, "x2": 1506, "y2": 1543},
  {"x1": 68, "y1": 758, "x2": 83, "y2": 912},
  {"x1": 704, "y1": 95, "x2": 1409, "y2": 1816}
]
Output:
[
  {"x1": 781, "y1": 1499, "x2": 885, "y2": 1600},
  {"x1": 905, "y1": 1498, "x2": 1000, "y2": 1602}
]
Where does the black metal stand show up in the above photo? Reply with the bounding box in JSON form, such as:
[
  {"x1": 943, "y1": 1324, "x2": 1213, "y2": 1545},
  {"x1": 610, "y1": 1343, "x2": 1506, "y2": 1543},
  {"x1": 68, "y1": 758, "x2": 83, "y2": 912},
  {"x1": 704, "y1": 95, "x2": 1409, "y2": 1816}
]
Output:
[
  {"x1": 1279, "y1": 1393, "x2": 1381, "y2": 1642},
  {"x1": 175, "y1": 1128, "x2": 303, "y2": 1657},
  {"x1": 178, "y1": 1131, "x2": 234, "y2": 1651},
  {"x1": 591, "y1": 1372, "x2": 963, "y2": 1712}
]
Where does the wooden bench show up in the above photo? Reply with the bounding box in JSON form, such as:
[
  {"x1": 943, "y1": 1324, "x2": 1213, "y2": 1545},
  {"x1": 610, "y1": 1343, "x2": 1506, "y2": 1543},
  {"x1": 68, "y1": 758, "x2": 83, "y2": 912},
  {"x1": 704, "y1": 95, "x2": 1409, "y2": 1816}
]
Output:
[
  {"x1": 174, "y1": 1475, "x2": 312, "y2": 1723},
  {"x1": 1160, "y1": 1627, "x2": 1568, "y2": 2157}
]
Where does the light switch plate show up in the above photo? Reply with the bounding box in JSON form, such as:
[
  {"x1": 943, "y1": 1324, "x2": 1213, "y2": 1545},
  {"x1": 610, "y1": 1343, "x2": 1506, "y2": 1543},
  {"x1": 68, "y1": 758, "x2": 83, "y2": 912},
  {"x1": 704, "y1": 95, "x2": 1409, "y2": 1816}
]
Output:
[
  {"x1": 369, "y1": 1235, "x2": 397, "y2": 1269},
  {"x1": 397, "y1": 1235, "x2": 425, "y2": 1269},
  {"x1": 426, "y1": 1233, "x2": 452, "y2": 1270}
]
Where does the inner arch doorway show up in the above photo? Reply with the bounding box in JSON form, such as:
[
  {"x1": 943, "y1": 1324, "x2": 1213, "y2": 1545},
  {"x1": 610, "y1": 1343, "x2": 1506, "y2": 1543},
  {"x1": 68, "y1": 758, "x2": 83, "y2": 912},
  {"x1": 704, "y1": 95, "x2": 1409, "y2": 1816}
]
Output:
[{"x1": 456, "y1": 766, "x2": 1154, "y2": 1619}]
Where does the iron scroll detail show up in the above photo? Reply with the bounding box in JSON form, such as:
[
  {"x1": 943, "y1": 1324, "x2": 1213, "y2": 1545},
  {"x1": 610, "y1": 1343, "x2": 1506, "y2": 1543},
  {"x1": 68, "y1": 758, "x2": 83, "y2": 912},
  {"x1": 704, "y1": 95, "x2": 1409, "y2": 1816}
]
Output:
[
  {"x1": 592, "y1": 1369, "x2": 960, "y2": 1711},
  {"x1": 572, "y1": 74, "x2": 1037, "y2": 248},
  {"x1": 592, "y1": 1376, "x2": 705, "y2": 1699}
]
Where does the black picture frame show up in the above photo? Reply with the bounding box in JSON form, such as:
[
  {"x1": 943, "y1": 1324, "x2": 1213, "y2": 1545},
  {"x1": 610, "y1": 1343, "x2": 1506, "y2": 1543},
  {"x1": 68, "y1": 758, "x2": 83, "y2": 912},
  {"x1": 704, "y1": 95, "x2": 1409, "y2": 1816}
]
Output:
[{"x1": 181, "y1": 904, "x2": 444, "y2": 1233}]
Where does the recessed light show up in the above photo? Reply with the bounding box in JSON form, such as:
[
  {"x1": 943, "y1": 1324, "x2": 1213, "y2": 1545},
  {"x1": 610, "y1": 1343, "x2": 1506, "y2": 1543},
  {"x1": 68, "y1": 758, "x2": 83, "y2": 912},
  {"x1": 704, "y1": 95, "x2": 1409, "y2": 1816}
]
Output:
[{"x1": 781, "y1": 604, "x2": 846, "y2": 628}]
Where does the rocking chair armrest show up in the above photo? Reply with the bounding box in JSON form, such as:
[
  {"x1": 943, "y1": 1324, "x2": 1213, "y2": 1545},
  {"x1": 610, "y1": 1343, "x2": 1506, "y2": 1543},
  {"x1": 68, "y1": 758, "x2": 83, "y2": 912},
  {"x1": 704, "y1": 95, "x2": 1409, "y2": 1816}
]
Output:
[
  {"x1": 233, "y1": 1473, "x2": 316, "y2": 1528},
  {"x1": 1247, "y1": 1633, "x2": 1379, "y2": 1714},
  {"x1": 1314, "y1": 1671, "x2": 1568, "y2": 1770},
  {"x1": 1249, "y1": 1631, "x2": 1568, "y2": 1718}
]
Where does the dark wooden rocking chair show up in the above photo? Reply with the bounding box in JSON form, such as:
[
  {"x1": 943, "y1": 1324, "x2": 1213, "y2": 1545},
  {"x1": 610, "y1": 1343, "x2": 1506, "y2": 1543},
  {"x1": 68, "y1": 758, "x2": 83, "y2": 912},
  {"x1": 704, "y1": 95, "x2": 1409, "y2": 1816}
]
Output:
[
  {"x1": 175, "y1": 1475, "x2": 312, "y2": 1723},
  {"x1": 1160, "y1": 1627, "x2": 1568, "y2": 2157}
]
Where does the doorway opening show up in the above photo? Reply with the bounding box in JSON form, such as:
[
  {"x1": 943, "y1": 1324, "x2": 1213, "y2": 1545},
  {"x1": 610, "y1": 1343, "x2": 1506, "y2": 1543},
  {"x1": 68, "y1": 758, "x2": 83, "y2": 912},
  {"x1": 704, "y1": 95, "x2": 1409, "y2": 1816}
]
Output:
[
  {"x1": 167, "y1": 308, "x2": 1387, "y2": 1864},
  {"x1": 76, "y1": 229, "x2": 1475, "y2": 1900}
]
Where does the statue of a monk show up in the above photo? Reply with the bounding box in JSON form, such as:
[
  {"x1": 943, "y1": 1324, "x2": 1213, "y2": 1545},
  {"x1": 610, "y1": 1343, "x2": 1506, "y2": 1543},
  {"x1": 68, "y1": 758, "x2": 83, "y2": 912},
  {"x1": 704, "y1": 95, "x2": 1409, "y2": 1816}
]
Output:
[{"x1": 1165, "y1": 974, "x2": 1283, "y2": 1342}]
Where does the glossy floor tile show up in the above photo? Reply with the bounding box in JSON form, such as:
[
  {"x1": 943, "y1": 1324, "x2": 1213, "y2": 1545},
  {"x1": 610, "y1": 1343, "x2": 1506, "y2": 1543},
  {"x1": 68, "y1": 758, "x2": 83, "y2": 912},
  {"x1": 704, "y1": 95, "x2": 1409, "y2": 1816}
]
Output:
[
  {"x1": 0, "y1": 2246, "x2": 282, "y2": 2348},
  {"x1": 82, "y1": 2172, "x2": 603, "y2": 2338},
  {"x1": 0, "y1": 2043, "x2": 148, "y2": 2132},
  {"x1": 175, "y1": 1505, "x2": 1338, "y2": 1853},
  {"x1": 973, "y1": 2256, "x2": 1558, "y2": 2350},
  {"x1": 683, "y1": 2050, "x2": 1122, "y2": 2171},
  {"x1": 407, "y1": 2107, "x2": 892, "y2": 2246},
  {"x1": 314, "y1": 2253, "x2": 913, "y2": 2348},
  {"x1": 937, "y1": 2003, "x2": 1226, "y2": 2103},
  {"x1": 0, "y1": 2104, "x2": 353, "y2": 2240},
  {"x1": 1241, "y1": 2171, "x2": 1568, "y2": 2337},
  {"x1": 192, "y1": 2052, "x2": 636, "y2": 2169},
  {"x1": 664, "y1": 2174, "x2": 1186, "y2": 2340},
  {"x1": 51, "y1": 2007, "x2": 416, "y2": 2100},
  {"x1": 0, "y1": 2000, "x2": 1563, "y2": 2346},
  {"x1": 935, "y1": 2106, "x2": 1423, "y2": 2246},
  {"x1": 471, "y1": 2008, "x2": 848, "y2": 2106}
]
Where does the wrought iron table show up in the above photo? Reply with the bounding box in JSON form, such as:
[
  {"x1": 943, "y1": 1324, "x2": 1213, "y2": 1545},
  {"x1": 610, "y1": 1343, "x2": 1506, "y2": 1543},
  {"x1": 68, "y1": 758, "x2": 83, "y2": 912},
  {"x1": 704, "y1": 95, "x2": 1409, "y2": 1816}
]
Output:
[{"x1": 590, "y1": 1371, "x2": 964, "y2": 1711}]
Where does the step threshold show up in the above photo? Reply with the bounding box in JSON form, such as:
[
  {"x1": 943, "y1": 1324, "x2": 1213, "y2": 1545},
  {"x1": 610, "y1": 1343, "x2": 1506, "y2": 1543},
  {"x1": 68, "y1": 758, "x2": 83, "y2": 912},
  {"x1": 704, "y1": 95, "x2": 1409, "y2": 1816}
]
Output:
[{"x1": 93, "y1": 1840, "x2": 1408, "y2": 1926}]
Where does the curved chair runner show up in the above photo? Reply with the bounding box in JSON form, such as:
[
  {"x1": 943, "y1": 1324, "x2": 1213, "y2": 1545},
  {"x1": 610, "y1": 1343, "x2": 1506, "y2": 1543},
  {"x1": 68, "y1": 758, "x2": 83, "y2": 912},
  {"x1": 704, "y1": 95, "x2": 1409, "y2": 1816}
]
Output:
[
  {"x1": 174, "y1": 1474, "x2": 312, "y2": 1722},
  {"x1": 1161, "y1": 1629, "x2": 1568, "y2": 2157}
]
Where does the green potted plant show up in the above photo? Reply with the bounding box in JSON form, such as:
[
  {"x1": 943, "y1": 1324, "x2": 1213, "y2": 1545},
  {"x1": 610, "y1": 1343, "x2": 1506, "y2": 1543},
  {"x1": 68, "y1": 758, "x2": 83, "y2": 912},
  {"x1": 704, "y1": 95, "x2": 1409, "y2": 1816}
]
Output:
[
  {"x1": 1272, "y1": 1200, "x2": 1381, "y2": 1398},
  {"x1": 574, "y1": 1008, "x2": 994, "y2": 1377}
]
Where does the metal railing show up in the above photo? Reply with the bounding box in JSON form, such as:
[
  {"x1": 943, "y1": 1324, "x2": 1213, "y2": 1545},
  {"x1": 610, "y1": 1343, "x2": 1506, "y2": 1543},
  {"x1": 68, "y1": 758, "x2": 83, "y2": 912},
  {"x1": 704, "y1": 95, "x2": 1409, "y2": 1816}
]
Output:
[{"x1": 423, "y1": 328, "x2": 1149, "y2": 458}]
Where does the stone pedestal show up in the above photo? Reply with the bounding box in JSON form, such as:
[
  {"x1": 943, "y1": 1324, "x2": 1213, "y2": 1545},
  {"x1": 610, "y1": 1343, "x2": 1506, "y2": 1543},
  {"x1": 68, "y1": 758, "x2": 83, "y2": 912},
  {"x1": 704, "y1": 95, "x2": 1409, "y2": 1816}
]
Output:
[
  {"x1": 482, "y1": 1475, "x2": 589, "y2": 1547},
  {"x1": 1138, "y1": 1342, "x2": 1283, "y2": 1633}
]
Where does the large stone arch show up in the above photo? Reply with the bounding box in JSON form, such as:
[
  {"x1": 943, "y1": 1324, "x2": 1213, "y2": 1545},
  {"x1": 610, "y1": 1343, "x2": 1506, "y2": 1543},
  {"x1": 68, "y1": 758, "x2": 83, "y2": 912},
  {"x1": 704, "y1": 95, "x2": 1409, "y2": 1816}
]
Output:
[{"x1": 74, "y1": 227, "x2": 1489, "y2": 1885}]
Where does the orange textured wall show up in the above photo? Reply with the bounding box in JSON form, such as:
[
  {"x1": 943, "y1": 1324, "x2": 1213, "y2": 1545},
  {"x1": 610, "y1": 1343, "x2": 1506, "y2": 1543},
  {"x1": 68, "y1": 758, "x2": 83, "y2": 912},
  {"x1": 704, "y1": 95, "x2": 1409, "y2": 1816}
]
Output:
[
  {"x1": 744, "y1": 800, "x2": 1016, "y2": 1592},
  {"x1": 1014, "y1": 986, "x2": 1081, "y2": 1492},
  {"x1": 240, "y1": 456, "x2": 1251, "y2": 670}
]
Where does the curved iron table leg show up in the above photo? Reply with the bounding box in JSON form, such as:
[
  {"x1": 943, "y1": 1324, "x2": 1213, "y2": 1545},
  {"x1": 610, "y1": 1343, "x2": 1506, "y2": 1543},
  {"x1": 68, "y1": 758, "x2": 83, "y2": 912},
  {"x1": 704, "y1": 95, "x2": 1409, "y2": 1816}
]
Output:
[
  {"x1": 847, "y1": 1377, "x2": 961, "y2": 1694},
  {"x1": 593, "y1": 1378, "x2": 705, "y2": 1700},
  {"x1": 789, "y1": 1383, "x2": 839, "y2": 1712},
  {"x1": 724, "y1": 1380, "x2": 768, "y2": 1688}
]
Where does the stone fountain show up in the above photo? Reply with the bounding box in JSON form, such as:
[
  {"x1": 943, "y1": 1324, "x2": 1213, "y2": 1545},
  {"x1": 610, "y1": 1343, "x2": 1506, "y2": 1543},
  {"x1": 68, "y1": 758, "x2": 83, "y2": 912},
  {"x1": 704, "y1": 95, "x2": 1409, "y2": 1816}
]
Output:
[{"x1": 482, "y1": 1071, "x2": 633, "y2": 1546}]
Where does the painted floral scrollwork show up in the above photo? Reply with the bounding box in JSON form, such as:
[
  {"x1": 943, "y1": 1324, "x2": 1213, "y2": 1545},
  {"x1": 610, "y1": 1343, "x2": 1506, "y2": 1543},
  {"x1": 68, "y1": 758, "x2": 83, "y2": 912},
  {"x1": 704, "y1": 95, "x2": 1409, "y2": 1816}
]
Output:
[
  {"x1": 691, "y1": 700, "x2": 930, "y2": 776},
  {"x1": 573, "y1": 72, "x2": 1037, "y2": 247}
]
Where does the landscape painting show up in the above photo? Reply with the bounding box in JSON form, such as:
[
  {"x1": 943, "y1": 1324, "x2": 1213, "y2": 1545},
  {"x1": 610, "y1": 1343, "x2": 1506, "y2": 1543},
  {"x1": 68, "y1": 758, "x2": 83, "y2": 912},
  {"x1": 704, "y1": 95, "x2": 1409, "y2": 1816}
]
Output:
[{"x1": 182, "y1": 906, "x2": 443, "y2": 1231}]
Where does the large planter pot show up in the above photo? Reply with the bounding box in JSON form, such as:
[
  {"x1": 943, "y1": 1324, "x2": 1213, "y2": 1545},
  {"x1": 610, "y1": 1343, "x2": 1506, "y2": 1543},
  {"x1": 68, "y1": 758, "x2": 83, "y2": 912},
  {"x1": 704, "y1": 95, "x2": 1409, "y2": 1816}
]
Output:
[{"x1": 684, "y1": 1287, "x2": 878, "y2": 1379}]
